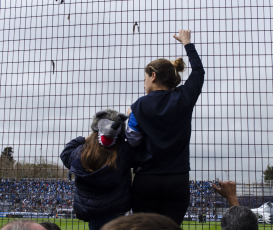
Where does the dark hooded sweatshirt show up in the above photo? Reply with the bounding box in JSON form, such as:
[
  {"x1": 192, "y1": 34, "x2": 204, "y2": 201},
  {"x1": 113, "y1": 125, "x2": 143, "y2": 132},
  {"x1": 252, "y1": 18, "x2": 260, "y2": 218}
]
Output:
[
  {"x1": 131, "y1": 43, "x2": 205, "y2": 175},
  {"x1": 60, "y1": 136, "x2": 134, "y2": 221}
]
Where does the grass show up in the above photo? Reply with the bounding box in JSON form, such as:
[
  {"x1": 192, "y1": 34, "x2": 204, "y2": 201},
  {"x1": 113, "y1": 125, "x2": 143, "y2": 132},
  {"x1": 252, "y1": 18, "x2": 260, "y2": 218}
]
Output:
[{"x1": 0, "y1": 218, "x2": 272, "y2": 230}]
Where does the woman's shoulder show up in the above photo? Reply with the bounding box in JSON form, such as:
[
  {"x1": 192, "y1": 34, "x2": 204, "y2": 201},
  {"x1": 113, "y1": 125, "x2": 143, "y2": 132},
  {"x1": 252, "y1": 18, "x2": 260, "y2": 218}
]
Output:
[
  {"x1": 133, "y1": 94, "x2": 147, "y2": 104},
  {"x1": 131, "y1": 94, "x2": 156, "y2": 111}
]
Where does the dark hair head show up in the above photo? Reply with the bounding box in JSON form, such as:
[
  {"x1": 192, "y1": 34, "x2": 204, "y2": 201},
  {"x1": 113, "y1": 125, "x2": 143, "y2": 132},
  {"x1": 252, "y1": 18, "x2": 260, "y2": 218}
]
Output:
[
  {"x1": 1, "y1": 220, "x2": 46, "y2": 230},
  {"x1": 145, "y1": 58, "x2": 185, "y2": 89},
  {"x1": 101, "y1": 213, "x2": 181, "y2": 230},
  {"x1": 40, "y1": 222, "x2": 61, "y2": 230},
  {"x1": 221, "y1": 206, "x2": 258, "y2": 230}
]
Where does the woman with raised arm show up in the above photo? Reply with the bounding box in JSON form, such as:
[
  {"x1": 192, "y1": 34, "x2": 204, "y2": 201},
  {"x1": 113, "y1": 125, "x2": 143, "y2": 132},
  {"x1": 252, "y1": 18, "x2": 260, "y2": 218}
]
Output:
[{"x1": 126, "y1": 30, "x2": 205, "y2": 225}]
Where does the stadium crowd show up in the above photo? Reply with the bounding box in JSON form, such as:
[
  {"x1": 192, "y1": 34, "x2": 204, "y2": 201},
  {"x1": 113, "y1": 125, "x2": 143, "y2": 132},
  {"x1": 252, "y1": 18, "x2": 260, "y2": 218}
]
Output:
[
  {"x1": 189, "y1": 180, "x2": 216, "y2": 208},
  {"x1": 0, "y1": 179, "x2": 74, "y2": 213},
  {"x1": 0, "y1": 179, "x2": 217, "y2": 213},
  {"x1": 2, "y1": 178, "x2": 271, "y2": 215}
]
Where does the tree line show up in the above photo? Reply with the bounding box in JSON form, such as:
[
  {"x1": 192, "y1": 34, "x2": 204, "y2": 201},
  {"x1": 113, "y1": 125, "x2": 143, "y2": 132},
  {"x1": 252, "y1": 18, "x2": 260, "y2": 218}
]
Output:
[
  {"x1": 0, "y1": 146, "x2": 69, "y2": 179},
  {"x1": 0, "y1": 146, "x2": 273, "y2": 182}
]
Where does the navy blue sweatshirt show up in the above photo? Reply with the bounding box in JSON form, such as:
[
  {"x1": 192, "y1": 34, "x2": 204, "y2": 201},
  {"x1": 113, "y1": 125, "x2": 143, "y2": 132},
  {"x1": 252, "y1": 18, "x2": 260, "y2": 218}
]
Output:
[
  {"x1": 131, "y1": 43, "x2": 205, "y2": 175},
  {"x1": 60, "y1": 136, "x2": 135, "y2": 220}
]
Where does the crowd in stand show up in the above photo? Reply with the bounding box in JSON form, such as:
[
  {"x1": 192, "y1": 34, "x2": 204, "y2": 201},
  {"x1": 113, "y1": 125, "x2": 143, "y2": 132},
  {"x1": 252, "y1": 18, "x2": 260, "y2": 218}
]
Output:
[
  {"x1": 0, "y1": 179, "x2": 217, "y2": 213},
  {"x1": 189, "y1": 180, "x2": 216, "y2": 208},
  {"x1": 0, "y1": 179, "x2": 74, "y2": 213},
  {"x1": 1, "y1": 178, "x2": 271, "y2": 214},
  {"x1": 0, "y1": 181, "x2": 261, "y2": 230}
]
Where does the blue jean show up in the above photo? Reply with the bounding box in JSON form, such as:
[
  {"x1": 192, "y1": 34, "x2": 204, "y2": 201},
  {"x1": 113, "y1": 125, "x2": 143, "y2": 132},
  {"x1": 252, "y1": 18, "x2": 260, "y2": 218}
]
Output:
[{"x1": 88, "y1": 213, "x2": 124, "y2": 230}]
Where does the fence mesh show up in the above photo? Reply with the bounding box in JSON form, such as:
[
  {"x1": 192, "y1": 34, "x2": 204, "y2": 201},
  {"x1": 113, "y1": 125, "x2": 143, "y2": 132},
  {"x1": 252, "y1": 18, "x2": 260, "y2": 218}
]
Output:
[{"x1": 0, "y1": 0, "x2": 273, "y2": 229}]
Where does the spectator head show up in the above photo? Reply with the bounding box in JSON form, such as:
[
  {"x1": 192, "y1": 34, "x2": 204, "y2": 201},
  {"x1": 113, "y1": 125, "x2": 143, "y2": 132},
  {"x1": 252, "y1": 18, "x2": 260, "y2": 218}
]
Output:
[
  {"x1": 221, "y1": 206, "x2": 258, "y2": 230},
  {"x1": 144, "y1": 58, "x2": 185, "y2": 94},
  {"x1": 101, "y1": 213, "x2": 181, "y2": 230},
  {"x1": 82, "y1": 109, "x2": 128, "y2": 172},
  {"x1": 39, "y1": 222, "x2": 61, "y2": 230},
  {"x1": 1, "y1": 220, "x2": 46, "y2": 230}
]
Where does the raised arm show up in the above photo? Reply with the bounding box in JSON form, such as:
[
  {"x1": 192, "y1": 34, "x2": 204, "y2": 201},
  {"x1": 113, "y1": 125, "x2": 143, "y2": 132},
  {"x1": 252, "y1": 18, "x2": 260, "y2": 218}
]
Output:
[
  {"x1": 212, "y1": 181, "x2": 239, "y2": 207},
  {"x1": 60, "y1": 136, "x2": 85, "y2": 169},
  {"x1": 174, "y1": 30, "x2": 205, "y2": 106}
]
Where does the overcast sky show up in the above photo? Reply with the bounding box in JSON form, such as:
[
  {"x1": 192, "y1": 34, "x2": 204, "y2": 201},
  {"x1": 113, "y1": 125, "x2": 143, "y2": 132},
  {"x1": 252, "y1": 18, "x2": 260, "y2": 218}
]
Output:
[{"x1": 0, "y1": 0, "x2": 272, "y2": 183}]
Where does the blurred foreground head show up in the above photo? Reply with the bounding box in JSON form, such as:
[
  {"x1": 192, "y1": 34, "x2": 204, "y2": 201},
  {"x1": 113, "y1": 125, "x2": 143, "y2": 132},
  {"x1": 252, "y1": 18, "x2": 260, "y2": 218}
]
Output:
[
  {"x1": 101, "y1": 213, "x2": 181, "y2": 230},
  {"x1": 1, "y1": 220, "x2": 46, "y2": 230},
  {"x1": 39, "y1": 222, "x2": 61, "y2": 230},
  {"x1": 221, "y1": 206, "x2": 258, "y2": 230}
]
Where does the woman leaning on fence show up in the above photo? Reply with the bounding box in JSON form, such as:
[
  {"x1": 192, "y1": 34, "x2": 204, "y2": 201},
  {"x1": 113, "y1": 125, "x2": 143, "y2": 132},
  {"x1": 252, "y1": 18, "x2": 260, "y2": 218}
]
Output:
[{"x1": 125, "y1": 30, "x2": 205, "y2": 225}]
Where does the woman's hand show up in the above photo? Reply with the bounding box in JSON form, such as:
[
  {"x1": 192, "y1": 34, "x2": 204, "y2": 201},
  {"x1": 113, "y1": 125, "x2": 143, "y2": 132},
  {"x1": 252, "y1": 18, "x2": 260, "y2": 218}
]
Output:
[
  {"x1": 127, "y1": 107, "x2": 132, "y2": 116},
  {"x1": 173, "y1": 30, "x2": 191, "y2": 46}
]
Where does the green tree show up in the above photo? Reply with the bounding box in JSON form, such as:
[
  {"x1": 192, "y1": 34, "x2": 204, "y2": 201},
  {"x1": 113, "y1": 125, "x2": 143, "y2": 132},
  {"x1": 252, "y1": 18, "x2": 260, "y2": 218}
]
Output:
[
  {"x1": 0, "y1": 146, "x2": 16, "y2": 178},
  {"x1": 1, "y1": 146, "x2": 15, "y2": 163},
  {"x1": 15, "y1": 162, "x2": 68, "y2": 179},
  {"x1": 0, "y1": 149, "x2": 69, "y2": 179},
  {"x1": 263, "y1": 165, "x2": 273, "y2": 182}
]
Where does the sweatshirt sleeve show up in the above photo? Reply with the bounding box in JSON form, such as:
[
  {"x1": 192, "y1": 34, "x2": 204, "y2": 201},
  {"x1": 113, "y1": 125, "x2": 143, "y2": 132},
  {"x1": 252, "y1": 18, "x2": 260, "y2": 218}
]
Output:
[
  {"x1": 125, "y1": 112, "x2": 144, "y2": 147},
  {"x1": 180, "y1": 43, "x2": 205, "y2": 106},
  {"x1": 60, "y1": 136, "x2": 85, "y2": 169}
]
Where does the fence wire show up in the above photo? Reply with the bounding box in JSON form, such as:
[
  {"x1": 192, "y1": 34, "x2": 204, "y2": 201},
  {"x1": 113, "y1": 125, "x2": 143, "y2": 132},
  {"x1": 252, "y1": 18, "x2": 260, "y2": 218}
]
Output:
[{"x1": 0, "y1": 0, "x2": 273, "y2": 229}]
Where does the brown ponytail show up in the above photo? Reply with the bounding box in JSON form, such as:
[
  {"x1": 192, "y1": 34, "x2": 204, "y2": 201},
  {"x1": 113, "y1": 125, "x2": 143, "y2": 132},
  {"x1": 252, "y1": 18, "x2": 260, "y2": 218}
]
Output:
[
  {"x1": 170, "y1": 58, "x2": 186, "y2": 87},
  {"x1": 171, "y1": 58, "x2": 185, "y2": 73}
]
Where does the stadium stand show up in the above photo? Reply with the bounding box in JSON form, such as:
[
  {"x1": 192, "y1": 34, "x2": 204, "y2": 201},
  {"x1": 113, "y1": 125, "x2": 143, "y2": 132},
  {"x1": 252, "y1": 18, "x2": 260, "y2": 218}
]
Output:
[{"x1": 1, "y1": 178, "x2": 272, "y2": 221}]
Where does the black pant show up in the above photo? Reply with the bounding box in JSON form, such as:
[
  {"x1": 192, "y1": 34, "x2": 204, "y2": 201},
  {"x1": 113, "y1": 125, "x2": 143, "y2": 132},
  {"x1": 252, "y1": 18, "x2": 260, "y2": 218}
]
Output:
[{"x1": 131, "y1": 172, "x2": 190, "y2": 226}]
